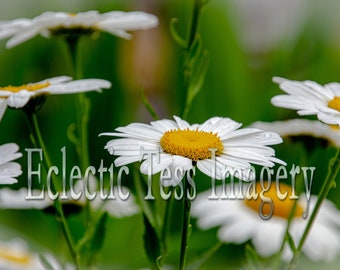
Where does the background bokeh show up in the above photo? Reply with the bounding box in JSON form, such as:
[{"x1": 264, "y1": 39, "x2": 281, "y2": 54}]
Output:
[{"x1": 1, "y1": 0, "x2": 340, "y2": 269}]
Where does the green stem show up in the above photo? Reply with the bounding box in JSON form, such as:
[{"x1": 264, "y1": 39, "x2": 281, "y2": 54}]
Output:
[
  {"x1": 160, "y1": 187, "x2": 173, "y2": 255},
  {"x1": 181, "y1": 0, "x2": 204, "y2": 119},
  {"x1": 178, "y1": 175, "x2": 194, "y2": 270},
  {"x1": 66, "y1": 36, "x2": 90, "y2": 171},
  {"x1": 273, "y1": 161, "x2": 306, "y2": 270},
  {"x1": 66, "y1": 36, "x2": 92, "y2": 227},
  {"x1": 25, "y1": 111, "x2": 80, "y2": 269},
  {"x1": 289, "y1": 148, "x2": 340, "y2": 268}
]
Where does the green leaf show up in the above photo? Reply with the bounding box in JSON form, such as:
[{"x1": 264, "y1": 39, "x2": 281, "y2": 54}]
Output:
[
  {"x1": 143, "y1": 213, "x2": 162, "y2": 269},
  {"x1": 133, "y1": 167, "x2": 157, "y2": 229},
  {"x1": 140, "y1": 87, "x2": 159, "y2": 120},
  {"x1": 286, "y1": 232, "x2": 297, "y2": 253},
  {"x1": 245, "y1": 244, "x2": 263, "y2": 270},
  {"x1": 66, "y1": 123, "x2": 79, "y2": 145},
  {"x1": 38, "y1": 253, "x2": 55, "y2": 270},
  {"x1": 183, "y1": 49, "x2": 209, "y2": 117},
  {"x1": 77, "y1": 211, "x2": 108, "y2": 265},
  {"x1": 170, "y1": 18, "x2": 188, "y2": 48},
  {"x1": 187, "y1": 34, "x2": 203, "y2": 70},
  {"x1": 187, "y1": 242, "x2": 223, "y2": 270}
]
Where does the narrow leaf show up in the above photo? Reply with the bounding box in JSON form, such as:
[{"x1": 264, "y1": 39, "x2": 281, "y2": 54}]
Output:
[
  {"x1": 286, "y1": 232, "x2": 297, "y2": 253},
  {"x1": 143, "y1": 213, "x2": 162, "y2": 269},
  {"x1": 170, "y1": 18, "x2": 188, "y2": 48},
  {"x1": 140, "y1": 87, "x2": 159, "y2": 120},
  {"x1": 245, "y1": 244, "x2": 263, "y2": 270},
  {"x1": 77, "y1": 211, "x2": 108, "y2": 265},
  {"x1": 187, "y1": 242, "x2": 223, "y2": 270}
]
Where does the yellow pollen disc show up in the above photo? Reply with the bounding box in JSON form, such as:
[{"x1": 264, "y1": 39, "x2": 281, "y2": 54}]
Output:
[
  {"x1": 160, "y1": 129, "x2": 224, "y2": 161},
  {"x1": 0, "y1": 82, "x2": 50, "y2": 93},
  {"x1": 330, "y1": 124, "x2": 340, "y2": 131},
  {"x1": 328, "y1": 96, "x2": 340, "y2": 112},
  {"x1": 0, "y1": 248, "x2": 31, "y2": 264},
  {"x1": 244, "y1": 182, "x2": 303, "y2": 219}
]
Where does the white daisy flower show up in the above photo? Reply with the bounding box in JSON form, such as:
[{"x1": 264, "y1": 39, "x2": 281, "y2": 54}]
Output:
[
  {"x1": 0, "y1": 188, "x2": 52, "y2": 209},
  {"x1": 101, "y1": 116, "x2": 285, "y2": 186},
  {"x1": 0, "y1": 10, "x2": 159, "y2": 48},
  {"x1": 271, "y1": 76, "x2": 340, "y2": 126},
  {"x1": 191, "y1": 182, "x2": 340, "y2": 262},
  {"x1": 0, "y1": 76, "x2": 111, "y2": 119},
  {"x1": 0, "y1": 238, "x2": 74, "y2": 270},
  {"x1": 0, "y1": 143, "x2": 22, "y2": 185},
  {"x1": 251, "y1": 119, "x2": 340, "y2": 147}
]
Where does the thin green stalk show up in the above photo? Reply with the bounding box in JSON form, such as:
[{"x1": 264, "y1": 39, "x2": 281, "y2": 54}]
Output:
[
  {"x1": 178, "y1": 175, "x2": 194, "y2": 270},
  {"x1": 66, "y1": 37, "x2": 92, "y2": 227},
  {"x1": 160, "y1": 187, "x2": 173, "y2": 255},
  {"x1": 25, "y1": 111, "x2": 79, "y2": 269},
  {"x1": 273, "y1": 163, "x2": 306, "y2": 270},
  {"x1": 289, "y1": 149, "x2": 340, "y2": 268},
  {"x1": 181, "y1": 0, "x2": 205, "y2": 119},
  {"x1": 66, "y1": 37, "x2": 90, "y2": 171}
]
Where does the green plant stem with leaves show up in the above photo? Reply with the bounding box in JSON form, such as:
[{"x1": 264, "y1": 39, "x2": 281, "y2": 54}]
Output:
[
  {"x1": 65, "y1": 36, "x2": 104, "y2": 268},
  {"x1": 178, "y1": 174, "x2": 194, "y2": 270},
  {"x1": 24, "y1": 109, "x2": 80, "y2": 270},
  {"x1": 288, "y1": 148, "x2": 340, "y2": 269},
  {"x1": 180, "y1": 0, "x2": 209, "y2": 119},
  {"x1": 65, "y1": 36, "x2": 91, "y2": 172},
  {"x1": 176, "y1": 0, "x2": 209, "y2": 269}
]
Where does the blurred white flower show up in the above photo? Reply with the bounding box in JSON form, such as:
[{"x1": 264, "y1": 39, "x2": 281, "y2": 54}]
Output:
[
  {"x1": 0, "y1": 76, "x2": 111, "y2": 119},
  {"x1": 272, "y1": 76, "x2": 340, "y2": 126},
  {"x1": 251, "y1": 119, "x2": 340, "y2": 147},
  {"x1": 192, "y1": 182, "x2": 340, "y2": 262},
  {"x1": 0, "y1": 176, "x2": 139, "y2": 218},
  {"x1": 0, "y1": 238, "x2": 74, "y2": 270},
  {"x1": 0, "y1": 188, "x2": 52, "y2": 209},
  {"x1": 91, "y1": 186, "x2": 139, "y2": 218},
  {"x1": 101, "y1": 116, "x2": 285, "y2": 186},
  {"x1": 0, "y1": 10, "x2": 159, "y2": 48},
  {"x1": 0, "y1": 143, "x2": 22, "y2": 185},
  {"x1": 226, "y1": 0, "x2": 308, "y2": 53}
]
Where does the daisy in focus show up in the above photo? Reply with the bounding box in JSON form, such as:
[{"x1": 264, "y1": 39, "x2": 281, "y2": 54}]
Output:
[
  {"x1": 101, "y1": 116, "x2": 285, "y2": 186},
  {"x1": 0, "y1": 10, "x2": 159, "y2": 48},
  {"x1": 272, "y1": 76, "x2": 340, "y2": 126},
  {"x1": 191, "y1": 182, "x2": 340, "y2": 262},
  {"x1": 0, "y1": 143, "x2": 22, "y2": 185},
  {"x1": 0, "y1": 76, "x2": 111, "y2": 120}
]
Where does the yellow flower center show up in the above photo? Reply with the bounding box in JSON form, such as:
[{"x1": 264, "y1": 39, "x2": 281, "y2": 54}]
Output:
[
  {"x1": 330, "y1": 124, "x2": 340, "y2": 131},
  {"x1": 0, "y1": 82, "x2": 50, "y2": 94},
  {"x1": 160, "y1": 129, "x2": 224, "y2": 161},
  {"x1": 328, "y1": 96, "x2": 340, "y2": 111},
  {"x1": 0, "y1": 247, "x2": 31, "y2": 265},
  {"x1": 244, "y1": 182, "x2": 303, "y2": 219}
]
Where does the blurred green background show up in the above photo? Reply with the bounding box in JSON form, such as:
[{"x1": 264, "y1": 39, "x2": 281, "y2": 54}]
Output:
[{"x1": 1, "y1": 0, "x2": 340, "y2": 269}]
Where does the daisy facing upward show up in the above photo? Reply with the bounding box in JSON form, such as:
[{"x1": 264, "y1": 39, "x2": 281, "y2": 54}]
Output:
[{"x1": 101, "y1": 116, "x2": 286, "y2": 186}]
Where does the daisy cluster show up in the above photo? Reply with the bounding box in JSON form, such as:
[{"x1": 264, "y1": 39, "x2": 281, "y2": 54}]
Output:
[{"x1": 0, "y1": 2, "x2": 340, "y2": 270}]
